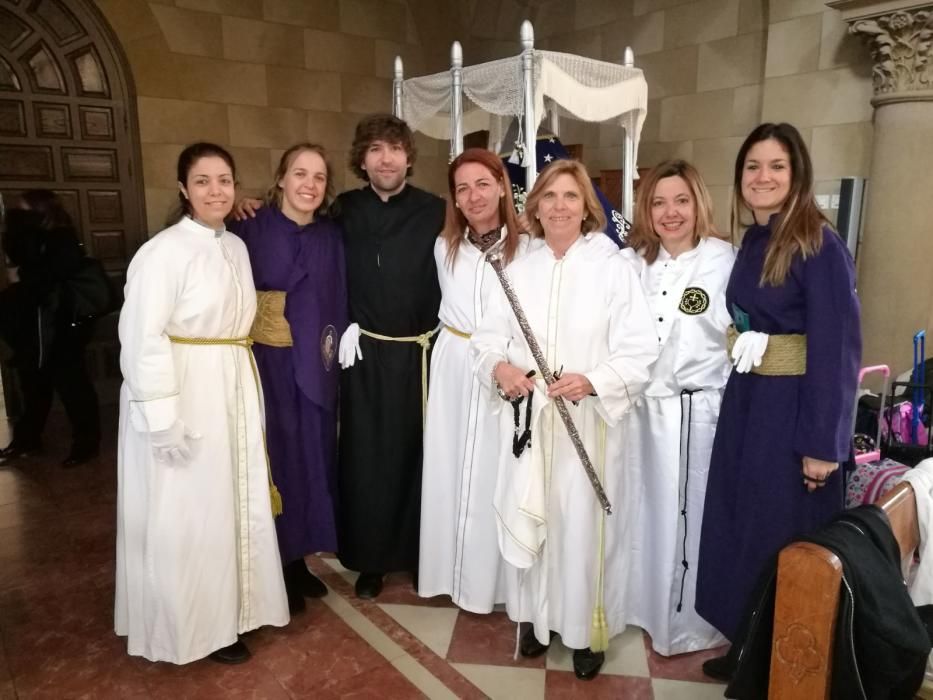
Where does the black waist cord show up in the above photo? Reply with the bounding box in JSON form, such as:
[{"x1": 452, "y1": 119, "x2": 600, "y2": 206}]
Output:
[{"x1": 676, "y1": 389, "x2": 697, "y2": 613}]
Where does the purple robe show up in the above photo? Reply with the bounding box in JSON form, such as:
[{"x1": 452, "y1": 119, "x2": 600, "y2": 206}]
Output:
[
  {"x1": 696, "y1": 220, "x2": 861, "y2": 641},
  {"x1": 229, "y1": 207, "x2": 348, "y2": 564}
]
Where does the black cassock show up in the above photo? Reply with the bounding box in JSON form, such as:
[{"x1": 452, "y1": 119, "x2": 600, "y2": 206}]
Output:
[{"x1": 336, "y1": 184, "x2": 445, "y2": 573}]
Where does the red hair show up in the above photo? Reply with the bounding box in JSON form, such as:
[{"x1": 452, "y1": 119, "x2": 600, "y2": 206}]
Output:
[{"x1": 441, "y1": 148, "x2": 523, "y2": 267}]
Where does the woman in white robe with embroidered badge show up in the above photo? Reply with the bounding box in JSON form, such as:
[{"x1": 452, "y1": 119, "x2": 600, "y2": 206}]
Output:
[
  {"x1": 471, "y1": 160, "x2": 658, "y2": 681},
  {"x1": 115, "y1": 143, "x2": 289, "y2": 665},
  {"x1": 419, "y1": 149, "x2": 531, "y2": 612},
  {"x1": 621, "y1": 160, "x2": 734, "y2": 656}
]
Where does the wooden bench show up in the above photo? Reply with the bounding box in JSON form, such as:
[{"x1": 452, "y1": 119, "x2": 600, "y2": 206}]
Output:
[{"x1": 769, "y1": 481, "x2": 920, "y2": 698}]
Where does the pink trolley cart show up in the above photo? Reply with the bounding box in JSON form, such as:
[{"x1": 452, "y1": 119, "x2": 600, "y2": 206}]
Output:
[{"x1": 845, "y1": 365, "x2": 911, "y2": 508}]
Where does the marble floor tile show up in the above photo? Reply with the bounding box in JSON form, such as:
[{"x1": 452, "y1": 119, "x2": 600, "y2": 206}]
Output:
[
  {"x1": 643, "y1": 634, "x2": 728, "y2": 683},
  {"x1": 391, "y1": 654, "x2": 461, "y2": 700},
  {"x1": 379, "y1": 603, "x2": 460, "y2": 658},
  {"x1": 545, "y1": 625, "x2": 650, "y2": 677},
  {"x1": 142, "y1": 654, "x2": 290, "y2": 700},
  {"x1": 652, "y1": 677, "x2": 728, "y2": 699},
  {"x1": 249, "y1": 604, "x2": 389, "y2": 696},
  {"x1": 446, "y1": 611, "x2": 546, "y2": 669},
  {"x1": 544, "y1": 669, "x2": 654, "y2": 699},
  {"x1": 452, "y1": 662, "x2": 546, "y2": 699},
  {"x1": 307, "y1": 659, "x2": 427, "y2": 699}
]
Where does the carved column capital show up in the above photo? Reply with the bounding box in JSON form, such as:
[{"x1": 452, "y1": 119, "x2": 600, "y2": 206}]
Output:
[{"x1": 829, "y1": 2, "x2": 933, "y2": 104}]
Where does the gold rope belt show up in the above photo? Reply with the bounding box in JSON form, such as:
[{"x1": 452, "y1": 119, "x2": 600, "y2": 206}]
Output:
[
  {"x1": 168, "y1": 335, "x2": 283, "y2": 516},
  {"x1": 360, "y1": 326, "x2": 438, "y2": 427},
  {"x1": 726, "y1": 325, "x2": 806, "y2": 376},
  {"x1": 444, "y1": 324, "x2": 471, "y2": 339},
  {"x1": 250, "y1": 290, "x2": 293, "y2": 347}
]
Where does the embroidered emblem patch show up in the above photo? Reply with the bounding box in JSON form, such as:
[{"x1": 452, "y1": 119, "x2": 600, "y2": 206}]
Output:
[
  {"x1": 679, "y1": 287, "x2": 709, "y2": 315},
  {"x1": 321, "y1": 325, "x2": 337, "y2": 372}
]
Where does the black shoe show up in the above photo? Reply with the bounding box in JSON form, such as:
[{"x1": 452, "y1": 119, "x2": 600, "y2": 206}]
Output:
[
  {"x1": 209, "y1": 639, "x2": 251, "y2": 665},
  {"x1": 284, "y1": 559, "x2": 327, "y2": 598},
  {"x1": 0, "y1": 442, "x2": 40, "y2": 462},
  {"x1": 354, "y1": 572, "x2": 384, "y2": 600},
  {"x1": 702, "y1": 652, "x2": 736, "y2": 681},
  {"x1": 62, "y1": 446, "x2": 99, "y2": 468},
  {"x1": 519, "y1": 627, "x2": 554, "y2": 658},
  {"x1": 286, "y1": 583, "x2": 306, "y2": 615},
  {"x1": 572, "y1": 648, "x2": 605, "y2": 680}
]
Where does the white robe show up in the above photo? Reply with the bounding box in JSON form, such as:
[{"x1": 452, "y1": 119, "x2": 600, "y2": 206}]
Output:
[
  {"x1": 621, "y1": 237, "x2": 735, "y2": 656},
  {"x1": 902, "y1": 459, "x2": 933, "y2": 681},
  {"x1": 471, "y1": 233, "x2": 658, "y2": 649},
  {"x1": 419, "y1": 230, "x2": 533, "y2": 612},
  {"x1": 114, "y1": 217, "x2": 289, "y2": 664}
]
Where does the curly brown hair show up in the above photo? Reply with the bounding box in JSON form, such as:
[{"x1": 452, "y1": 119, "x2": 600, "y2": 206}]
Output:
[{"x1": 348, "y1": 114, "x2": 417, "y2": 182}]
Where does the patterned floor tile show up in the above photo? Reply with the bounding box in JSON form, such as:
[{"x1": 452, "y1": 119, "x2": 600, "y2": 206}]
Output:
[
  {"x1": 545, "y1": 626, "x2": 650, "y2": 677},
  {"x1": 643, "y1": 633, "x2": 728, "y2": 683},
  {"x1": 545, "y1": 669, "x2": 653, "y2": 698},
  {"x1": 446, "y1": 611, "x2": 546, "y2": 668},
  {"x1": 652, "y1": 677, "x2": 728, "y2": 698},
  {"x1": 379, "y1": 603, "x2": 460, "y2": 658},
  {"x1": 452, "y1": 662, "x2": 546, "y2": 699}
]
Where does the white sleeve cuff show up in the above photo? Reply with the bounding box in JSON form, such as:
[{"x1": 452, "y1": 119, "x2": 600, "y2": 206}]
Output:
[{"x1": 129, "y1": 394, "x2": 179, "y2": 433}]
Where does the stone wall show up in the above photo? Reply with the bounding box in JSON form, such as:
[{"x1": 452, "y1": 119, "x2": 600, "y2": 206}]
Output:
[
  {"x1": 93, "y1": 0, "x2": 453, "y2": 233},
  {"x1": 94, "y1": 0, "x2": 874, "y2": 238},
  {"x1": 457, "y1": 0, "x2": 873, "y2": 234}
]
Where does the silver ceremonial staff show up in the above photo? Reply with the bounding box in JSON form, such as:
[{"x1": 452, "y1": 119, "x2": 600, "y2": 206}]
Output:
[{"x1": 485, "y1": 250, "x2": 612, "y2": 515}]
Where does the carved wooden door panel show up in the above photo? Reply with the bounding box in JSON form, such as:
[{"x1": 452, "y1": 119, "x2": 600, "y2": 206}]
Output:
[{"x1": 0, "y1": 0, "x2": 145, "y2": 401}]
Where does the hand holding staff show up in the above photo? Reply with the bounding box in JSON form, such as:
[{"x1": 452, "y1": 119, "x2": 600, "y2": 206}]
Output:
[{"x1": 485, "y1": 250, "x2": 613, "y2": 515}]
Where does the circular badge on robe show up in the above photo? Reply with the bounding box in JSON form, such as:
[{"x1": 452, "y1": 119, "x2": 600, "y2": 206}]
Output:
[
  {"x1": 321, "y1": 325, "x2": 337, "y2": 372},
  {"x1": 679, "y1": 287, "x2": 709, "y2": 315}
]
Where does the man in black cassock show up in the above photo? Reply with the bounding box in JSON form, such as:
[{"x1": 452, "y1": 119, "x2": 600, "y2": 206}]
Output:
[{"x1": 336, "y1": 114, "x2": 445, "y2": 599}]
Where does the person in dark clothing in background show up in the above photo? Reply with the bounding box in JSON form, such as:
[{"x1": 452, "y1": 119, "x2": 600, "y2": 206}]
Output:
[{"x1": 0, "y1": 189, "x2": 102, "y2": 466}]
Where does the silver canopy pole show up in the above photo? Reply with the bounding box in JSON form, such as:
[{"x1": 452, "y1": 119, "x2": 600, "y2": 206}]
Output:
[
  {"x1": 450, "y1": 41, "x2": 464, "y2": 161},
  {"x1": 520, "y1": 20, "x2": 537, "y2": 191},
  {"x1": 392, "y1": 56, "x2": 404, "y2": 119},
  {"x1": 622, "y1": 46, "x2": 636, "y2": 225}
]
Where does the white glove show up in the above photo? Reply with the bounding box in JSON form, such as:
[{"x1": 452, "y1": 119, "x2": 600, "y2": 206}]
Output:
[
  {"x1": 150, "y1": 420, "x2": 201, "y2": 464},
  {"x1": 338, "y1": 323, "x2": 363, "y2": 369},
  {"x1": 731, "y1": 331, "x2": 769, "y2": 374}
]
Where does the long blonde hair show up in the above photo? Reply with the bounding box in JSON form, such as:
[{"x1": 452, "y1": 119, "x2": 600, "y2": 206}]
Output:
[
  {"x1": 523, "y1": 160, "x2": 606, "y2": 238},
  {"x1": 732, "y1": 123, "x2": 830, "y2": 286},
  {"x1": 629, "y1": 159, "x2": 721, "y2": 264}
]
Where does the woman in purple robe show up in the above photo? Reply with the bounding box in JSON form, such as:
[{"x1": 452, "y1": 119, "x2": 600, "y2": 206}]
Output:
[
  {"x1": 695, "y1": 123, "x2": 861, "y2": 679},
  {"x1": 228, "y1": 143, "x2": 348, "y2": 613}
]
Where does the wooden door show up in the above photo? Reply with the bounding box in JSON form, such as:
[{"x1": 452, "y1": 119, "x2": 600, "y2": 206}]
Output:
[{"x1": 0, "y1": 0, "x2": 145, "y2": 403}]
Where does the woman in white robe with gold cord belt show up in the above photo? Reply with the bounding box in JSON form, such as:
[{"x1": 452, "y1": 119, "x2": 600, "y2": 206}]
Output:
[
  {"x1": 471, "y1": 160, "x2": 658, "y2": 681},
  {"x1": 620, "y1": 160, "x2": 733, "y2": 656},
  {"x1": 115, "y1": 143, "x2": 289, "y2": 665},
  {"x1": 419, "y1": 148, "x2": 531, "y2": 612}
]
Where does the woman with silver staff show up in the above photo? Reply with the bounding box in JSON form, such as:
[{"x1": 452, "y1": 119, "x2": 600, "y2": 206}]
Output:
[{"x1": 470, "y1": 159, "x2": 658, "y2": 680}]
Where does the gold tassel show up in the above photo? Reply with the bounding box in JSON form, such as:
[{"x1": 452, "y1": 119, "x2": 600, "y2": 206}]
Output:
[
  {"x1": 589, "y1": 419, "x2": 609, "y2": 653},
  {"x1": 269, "y1": 482, "x2": 283, "y2": 517},
  {"x1": 591, "y1": 606, "x2": 609, "y2": 652}
]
